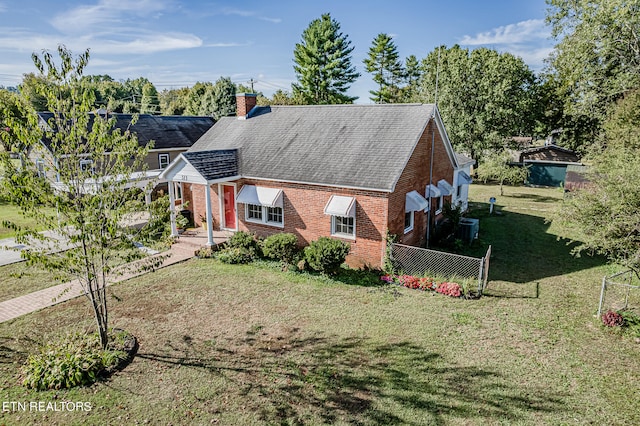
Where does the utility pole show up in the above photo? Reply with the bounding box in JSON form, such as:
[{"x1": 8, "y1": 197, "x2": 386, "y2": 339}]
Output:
[{"x1": 248, "y1": 78, "x2": 257, "y2": 92}]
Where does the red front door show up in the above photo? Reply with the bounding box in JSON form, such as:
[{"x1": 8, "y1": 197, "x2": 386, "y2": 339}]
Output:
[{"x1": 222, "y1": 185, "x2": 236, "y2": 229}]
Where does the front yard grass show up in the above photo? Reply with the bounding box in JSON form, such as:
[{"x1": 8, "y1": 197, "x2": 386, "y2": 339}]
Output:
[
  {"x1": 0, "y1": 201, "x2": 55, "y2": 239},
  {"x1": 0, "y1": 184, "x2": 638, "y2": 425},
  {"x1": 0, "y1": 262, "x2": 69, "y2": 302}
]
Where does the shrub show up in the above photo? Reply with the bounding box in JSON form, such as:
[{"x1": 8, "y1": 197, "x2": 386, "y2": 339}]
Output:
[
  {"x1": 304, "y1": 237, "x2": 350, "y2": 274},
  {"x1": 219, "y1": 231, "x2": 260, "y2": 263},
  {"x1": 602, "y1": 310, "x2": 625, "y2": 327},
  {"x1": 21, "y1": 332, "x2": 129, "y2": 390},
  {"x1": 227, "y1": 231, "x2": 259, "y2": 251},
  {"x1": 620, "y1": 310, "x2": 640, "y2": 337},
  {"x1": 217, "y1": 247, "x2": 255, "y2": 264},
  {"x1": 261, "y1": 233, "x2": 299, "y2": 265}
]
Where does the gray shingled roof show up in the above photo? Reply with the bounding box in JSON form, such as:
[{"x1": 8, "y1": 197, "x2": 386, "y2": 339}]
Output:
[
  {"x1": 183, "y1": 150, "x2": 239, "y2": 181},
  {"x1": 189, "y1": 104, "x2": 436, "y2": 192},
  {"x1": 38, "y1": 112, "x2": 214, "y2": 151}
]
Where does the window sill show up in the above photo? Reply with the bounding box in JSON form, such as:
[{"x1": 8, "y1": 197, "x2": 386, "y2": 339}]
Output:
[
  {"x1": 331, "y1": 232, "x2": 356, "y2": 240},
  {"x1": 245, "y1": 218, "x2": 284, "y2": 228},
  {"x1": 404, "y1": 226, "x2": 413, "y2": 234}
]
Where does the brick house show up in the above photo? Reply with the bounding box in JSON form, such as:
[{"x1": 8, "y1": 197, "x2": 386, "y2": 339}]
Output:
[{"x1": 160, "y1": 93, "x2": 469, "y2": 268}]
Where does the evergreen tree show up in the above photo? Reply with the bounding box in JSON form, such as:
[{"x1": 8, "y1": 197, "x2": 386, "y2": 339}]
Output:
[
  {"x1": 211, "y1": 77, "x2": 236, "y2": 119},
  {"x1": 402, "y1": 55, "x2": 421, "y2": 102},
  {"x1": 292, "y1": 13, "x2": 359, "y2": 104},
  {"x1": 363, "y1": 33, "x2": 404, "y2": 103}
]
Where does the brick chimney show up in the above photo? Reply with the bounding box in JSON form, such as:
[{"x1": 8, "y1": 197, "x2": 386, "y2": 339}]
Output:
[{"x1": 236, "y1": 93, "x2": 257, "y2": 119}]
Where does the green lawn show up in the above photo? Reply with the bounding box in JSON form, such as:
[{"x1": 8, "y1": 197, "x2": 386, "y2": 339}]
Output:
[
  {"x1": 0, "y1": 184, "x2": 638, "y2": 425},
  {"x1": 0, "y1": 262, "x2": 69, "y2": 302},
  {"x1": 0, "y1": 201, "x2": 55, "y2": 239}
]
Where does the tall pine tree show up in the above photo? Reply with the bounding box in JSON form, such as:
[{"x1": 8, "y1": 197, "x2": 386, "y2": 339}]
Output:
[
  {"x1": 292, "y1": 13, "x2": 359, "y2": 104},
  {"x1": 364, "y1": 33, "x2": 404, "y2": 103}
]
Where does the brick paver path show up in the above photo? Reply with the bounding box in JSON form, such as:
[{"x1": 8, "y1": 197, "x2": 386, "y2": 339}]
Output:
[{"x1": 0, "y1": 240, "x2": 199, "y2": 323}]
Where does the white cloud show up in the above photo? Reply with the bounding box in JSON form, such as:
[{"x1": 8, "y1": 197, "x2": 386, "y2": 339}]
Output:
[
  {"x1": 0, "y1": 28, "x2": 202, "y2": 56},
  {"x1": 459, "y1": 19, "x2": 550, "y2": 46},
  {"x1": 221, "y1": 8, "x2": 281, "y2": 24},
  {"x1": 87, "y1": 32, "x2": 202, "y2": 54},
  {"x1": 458, "y1": 19, "x2": 553, "y2": 70},
  {"x1": 50, "y1": 0, "x2": 174, "y2": 33}
]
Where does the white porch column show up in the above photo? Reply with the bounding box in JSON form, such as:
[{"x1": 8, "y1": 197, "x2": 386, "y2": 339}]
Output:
[
  {"x1": 144, "y1": 190, "x2": 152, "y2": 205},
  {"x1": 168, "y1": 181, "x2": 178, "y2": 237},
  {"x1": 205, "y1": 184, "x2": 214, "y2": 247}
]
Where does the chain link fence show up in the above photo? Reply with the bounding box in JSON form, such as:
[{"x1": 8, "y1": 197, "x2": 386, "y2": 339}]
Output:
[
  {"x1": 390, "y1": 243, "x2": 491, "y2": 294},
  {"x1": 598, "y1": 270, "x2": 640, "y2": 318}
]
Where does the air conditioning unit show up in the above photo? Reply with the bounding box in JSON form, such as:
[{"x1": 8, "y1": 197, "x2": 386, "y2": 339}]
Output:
[{"x1": 457, "y1": 218, "x2": 479, "y2": 243}]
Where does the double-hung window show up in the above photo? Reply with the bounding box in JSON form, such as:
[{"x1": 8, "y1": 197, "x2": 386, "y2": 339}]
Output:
[
  {"x1": 236, "y1": 185, "x2": 284, "y2": 227},
  {"x1": 404, "y1": 211, "x2": 414, "y2": 233},
  {"x1": 324, "y1": 195, "x2": 356, "y2": 239},
  {"x1": 246, "y1": 203, "x2": 263, "y2": 221},
  {"x1": 158, "y1": 153, "x2": 170, "y2": 169},
  {"x1": 79, "y1": 159, "x2": 94, "y2": 173}
]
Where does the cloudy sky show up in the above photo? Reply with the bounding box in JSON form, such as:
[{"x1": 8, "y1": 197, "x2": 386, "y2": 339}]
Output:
[{"x1": 0, "y1": 0, "x2": 555, "y2": 103}]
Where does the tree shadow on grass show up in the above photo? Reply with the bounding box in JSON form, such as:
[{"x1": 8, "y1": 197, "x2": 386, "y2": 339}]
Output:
[
  {"x1": 0, "y1": 335, "x2": 37, "y2": 364},
  {"x1": 461, "y1": 203, "x2": 606, "y2": 287},
  {"x1": 137, "y1": 331, "x2": 566, "y2": 425}
]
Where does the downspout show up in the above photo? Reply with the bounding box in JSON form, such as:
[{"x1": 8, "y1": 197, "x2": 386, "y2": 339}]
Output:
[
  {"x1": 426, "y1": 121, "x2": 435, "y2": 248},
  {"x1": 426, "y1": 47, "x2": 441, "y2": 248}
]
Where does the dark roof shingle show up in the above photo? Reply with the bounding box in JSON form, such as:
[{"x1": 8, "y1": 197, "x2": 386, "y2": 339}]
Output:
[
  {"x1": 38, "y1": 112, "x2": 214, "y2": 151},
  {"x1": 189, "y1": 104, "x2": 436, "y2": 191}
]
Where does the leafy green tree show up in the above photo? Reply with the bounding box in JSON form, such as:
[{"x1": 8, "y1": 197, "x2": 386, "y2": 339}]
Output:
[
  {"x1": 546, "y1": 0, "x2": 640, "y2": 121},
  {"x1": 158, "y1": 87, "x2": 190, "y2": 115},
  {"x1": 476, "y1": 150, "x2": 528, "y2": 196},
  {"x1": 0, "y1": 46, "x2": 159, "y2": 349},
  {"x1": 552, "y1": 92, "x2": 640, "y2": 272},
  {"x1": 364, "y1": 33, "x2": 404, "y2": 103},
  {"x1": 292, "y1": 13, "x2": 360, "y2": 104},
  {"x1": 418, "y1": 45, "x2": 539, "y2": 159},
  {"x1": 185, "y1": 81, "x2": 214, "y2": 115},
  {"x1": 0, "y1": 89, "x2": 35, "y2": 160},
  {"x1": 18, "y1": 73, "x2": 50, "y2": 111},
  {"x1": 263, "y1": 89, "x2": 303, "y2": 105},
  {"x1": 140, "y1": 82, "x2": 159, "y2": 114}
]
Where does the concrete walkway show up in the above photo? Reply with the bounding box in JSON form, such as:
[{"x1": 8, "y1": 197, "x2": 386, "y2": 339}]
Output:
[{"x1": 0, "y1": 230, "x2": 229, "y2": 323}]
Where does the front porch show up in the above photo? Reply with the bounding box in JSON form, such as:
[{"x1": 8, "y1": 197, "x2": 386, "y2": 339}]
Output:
[
  {"x1": 177, "y1": 227, "x2": 232, "y2": 249},
  {"x1": 159, "y1": 149, "x2": 241, "y2": 248}
]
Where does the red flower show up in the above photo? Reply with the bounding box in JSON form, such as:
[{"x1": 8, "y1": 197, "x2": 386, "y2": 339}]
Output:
[{"x1": 436, "y1": 282, "x2": 462, "y2": 297}]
